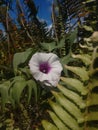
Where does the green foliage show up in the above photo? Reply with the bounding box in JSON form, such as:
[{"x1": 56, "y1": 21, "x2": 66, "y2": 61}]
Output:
[
  {"x1": 41, "y1": 120, "x2": 58, "y2": 130},
  {"x1": 0, "y1": 0, "x2": 98, "y2": 129},
  {"x1": 48, "y1": 110, "x2": 68, "y2": 130},
  {"x1": 1, "y1": 29, "x2": 98, "y2": 130},
  {"x1": 41, "y1": 38, "x2": 65, "y2": 52},
  {"x1": 65, "y1": 65, "x2": 89, "y2": 81},
  {"x1": 72, "y1": 53, "x2": 92, "y2": 66},
  {"x1": 37, "y1": 45, "x2": 98, "y2": 130},
  {"x1": 0, "y1": 47, "x2": 39, "y2": 109},
  {"x1": 10, "y1": 76, "x2": 27, "y2": 105},
  {"x1": 0, "y1": 81, "x2": 10, "y2": 109},
  {"x1": 0, "y1": 75, "x2": 38, "y2": 108},
  {"x1": 66, "y1": 28, "x2": 78, "y2": 45},
  {"x1": 27, "y1": 79, "x2": 38, "y2": 103},
  {"x1": 13, "y1": 48, "x2": 33, "y2": 72},
  {"x1": 0, "y1": 39, "x2": 98, "y2": 130},
  {"x1": 82, "y1": 25, "x2": 93, "y2": 32}
]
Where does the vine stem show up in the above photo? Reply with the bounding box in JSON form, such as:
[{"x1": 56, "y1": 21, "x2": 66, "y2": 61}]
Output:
[
  {"x1": 16, "y1": 0, "x2": 34, "y2": 44},
  {"x1": 51, "y1": 2, "x2": 59, "y2": 42},
  {"x1": 6, "y1": 3, "x2": 11, "y2": 66}
]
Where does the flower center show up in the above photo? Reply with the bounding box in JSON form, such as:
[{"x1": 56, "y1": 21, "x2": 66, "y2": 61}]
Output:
[{"x1": 39, "y1": 62, "x2": 51, "y2": 74}]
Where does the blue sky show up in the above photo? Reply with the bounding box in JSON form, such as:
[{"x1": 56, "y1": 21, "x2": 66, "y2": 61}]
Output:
[
  {"x1": 11, "y1": 0, "x2": 53, "y2": 25},
  {"x1": 0, "y1": 0, "x2": 53, "y2": 31},
  {"x1": 34, "y1": 0, "x2": 53, "y2": 25}
]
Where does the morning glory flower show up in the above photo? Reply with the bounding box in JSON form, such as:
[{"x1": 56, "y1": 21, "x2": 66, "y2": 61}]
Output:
[{"x1": 29, "y1": 52, "x2": 63, "y2": 87}]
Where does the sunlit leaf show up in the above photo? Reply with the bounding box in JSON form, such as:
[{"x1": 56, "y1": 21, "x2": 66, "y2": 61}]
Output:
[
  {"x1": 72, "y1": 54, "x2": 92, "y2": 66},
  {"x1": 87, "y1": 94, "x2": 98, "y2": 106},
  {"x1": 61, "y1": 77, "x2": 88, "y2": 96},
  {"x1": 57, "y1": 84, "x2": 86, "y2": 109},
  {"x1": 86, "y1": 112, "x2": 98, "y2": 121},
  {"x1": 48, "y1": 100, "x2": 80, "y2": 130},
  {"x1": 86, "y1": 127, "x2": 98, "y2": 130},
  {"x1": 48, "y1": 110, "x2": 69, "y2": 130},
  {"x1": 65, "y1": 65, "x2": 89, "y2": 81},
  {"x1": 42, "y1": 120, "x2": 58, "y2": 130},
  {"x1": 51, "y1": 91, "x2": 84, "y2": 124},
  {"x1": 83, "y1": 25, "x2": 93, "y2": 32}
]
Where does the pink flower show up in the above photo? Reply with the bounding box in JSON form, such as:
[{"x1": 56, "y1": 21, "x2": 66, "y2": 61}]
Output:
[{"x1": 29, "y1": 52, "x2": 63, "y2": 87}]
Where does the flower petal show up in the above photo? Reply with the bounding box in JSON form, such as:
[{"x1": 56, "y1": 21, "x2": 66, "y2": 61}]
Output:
[
  {"x1": 47, "y1": 53, "x2": 59, "y2": 64},
  {"x1": 29, "y1": 65, "x2": 39, "y2": 74},
  {"x1": 29, "y1": 53, "x2": 42, "y2": 65},
  {"x1": 51, "y1": 61, "x2": 63, "y2": 71},
  {"x1": 33, "y1": 71, "x2": 43, "y2": 80},
  {"x1": 44, "y1": 72, "x2": 61, "y2": 86},
  {"x1": 29, "y1": 52, "x2": 63, "y2": 87}
]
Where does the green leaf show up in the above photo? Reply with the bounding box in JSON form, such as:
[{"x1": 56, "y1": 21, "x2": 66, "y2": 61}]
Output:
[
  {"x1": 65, "y1": 65, "x2": 89, "y2": 81},
  {"x1": 61, "y1": 77, "x2": 88, "y2": 96},
  {"x1": 13, "y1": 48, "x2": 33, "y2": 71},
  {"x1": 61, "y1": 53, "x2": 75, "y2": 65},
  {"x1": 56, "y1": 38, "x2": 65, "y2": 48},
  {"x1": 10, "y1": 77, "x2": 25, "y2": 107},
  {"x1": 41, "y1": 42, "x2": 56, "y2": 52},
  {"x1": 27, "y1": 79, "x2": 37, "y2": 102},
  {"x1": 35, "y1": 128, "x2": 40, "y2": 130},
  {"x1": 48, "y1": 100, "x2": 81, "y2": 130},
  {"x1": 89, "y1": 79, "x2": 98, "y2": 90},
  {"x1": 0, "y1": 81, "x2": 10, "y2": 109},
  {"x1": 72, "y1": 54, "x2": 92, "y2": 66},
  {"x1": 83, "y1": 25, "x2": 93, "y2": 32},
  {"x1": 42, "y1": 120, "x2": 58, "y2": 130},
  {"x1": 86, "y1": 127, "x2": 98, "y2": 130},
  {"x1": 52, "y1": 91, "x2": 84, "y2": 124},
  {"x1": 11, "y1": 76, "x2": 25, "y2": 84},
  {"x1": 66, "y1": 28, "x2": 78, "y2": 45},
  {"x1": 0, "y1": 123, "x2": 3, "y2": 128},
  {"x1": 9, "y1": 87, "x2": 15, "y2": 108},
  {"x1": 19, "y1": 67, "x2": 31, "y2": 78},
  {"x1": 10, "y1": 80, "x2": 27, "y2": 104},
  {"x1": 41, "y1": 38, "x2": 65, "y2": 52},
  {"x1": 48, "y1": 110, "x2": 70, "y2": 130},
  {"x1": 4, "y1": 119, "x2": 14, "y2": 124},
  {"x1": 86, "y1": 112, "x2": 98, "y2": 121},
  {"x1": 10, "y1": 76, "x2": 26, "y2": 88},
  {"x1": 57, "y1": 84, "x2": 86, "y2": 109},
  {"x1": 87, "y1": 94, "x2": 98, "y2": 106}
]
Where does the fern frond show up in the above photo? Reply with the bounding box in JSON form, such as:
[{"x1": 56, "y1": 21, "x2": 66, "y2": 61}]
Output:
[
  {"x1": 39, "y1": 45, "x2": 98, "y2": 130},
  {"x1": 41, "y1": 120, "x2": 58, "y2": 130}
]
